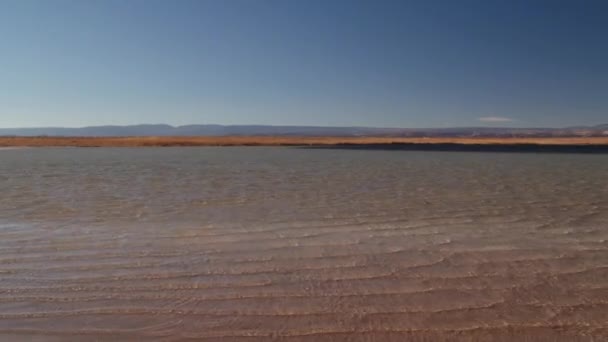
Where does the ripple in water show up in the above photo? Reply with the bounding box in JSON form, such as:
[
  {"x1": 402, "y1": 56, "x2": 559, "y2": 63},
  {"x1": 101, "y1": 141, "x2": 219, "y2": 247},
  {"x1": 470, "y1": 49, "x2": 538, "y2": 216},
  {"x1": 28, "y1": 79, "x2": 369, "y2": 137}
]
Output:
[{"x1": 0, "y1": 147, "x2": 607, "y2": 341}]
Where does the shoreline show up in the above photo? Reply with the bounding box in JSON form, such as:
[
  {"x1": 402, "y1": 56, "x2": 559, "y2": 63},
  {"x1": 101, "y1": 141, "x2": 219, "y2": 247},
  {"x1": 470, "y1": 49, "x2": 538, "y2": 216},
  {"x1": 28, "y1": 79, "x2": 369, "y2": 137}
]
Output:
[
  {"x1": 2, "y1": 136, "x2": 608, "y2": 153},
  {"x1": 1, "y1": 136, "x2": 608, "y2": 146}
]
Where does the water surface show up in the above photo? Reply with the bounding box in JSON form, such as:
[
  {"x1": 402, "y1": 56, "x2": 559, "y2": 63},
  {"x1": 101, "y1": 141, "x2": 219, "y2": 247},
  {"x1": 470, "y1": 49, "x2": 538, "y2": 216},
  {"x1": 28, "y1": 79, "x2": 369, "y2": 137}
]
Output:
[{"x1": 1, "y1": 147, "x2": 607, "y2": 341}]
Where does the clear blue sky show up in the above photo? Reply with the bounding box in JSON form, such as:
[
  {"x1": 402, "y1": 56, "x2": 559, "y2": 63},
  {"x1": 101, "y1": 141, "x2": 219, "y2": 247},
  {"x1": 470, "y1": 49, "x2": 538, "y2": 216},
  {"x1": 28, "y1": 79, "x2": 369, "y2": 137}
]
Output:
[{"x1": 1, "y1": 0, "x2": 607, "y2": 128}]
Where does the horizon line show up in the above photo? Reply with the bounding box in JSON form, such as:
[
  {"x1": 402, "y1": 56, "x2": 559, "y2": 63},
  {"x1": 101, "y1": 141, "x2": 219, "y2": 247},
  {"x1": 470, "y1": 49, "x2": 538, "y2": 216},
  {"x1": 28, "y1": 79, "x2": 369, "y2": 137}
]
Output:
[{"x1": 1, "y1": 122, "x2": 606, "y2": 130}]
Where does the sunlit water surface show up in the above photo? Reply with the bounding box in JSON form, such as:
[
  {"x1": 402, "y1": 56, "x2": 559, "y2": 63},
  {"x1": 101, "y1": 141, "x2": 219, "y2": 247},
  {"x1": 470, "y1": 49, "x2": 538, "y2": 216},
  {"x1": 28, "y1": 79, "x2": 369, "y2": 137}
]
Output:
[{"x1": 0, "y1": 147, "x2": 607, "y2": 341}]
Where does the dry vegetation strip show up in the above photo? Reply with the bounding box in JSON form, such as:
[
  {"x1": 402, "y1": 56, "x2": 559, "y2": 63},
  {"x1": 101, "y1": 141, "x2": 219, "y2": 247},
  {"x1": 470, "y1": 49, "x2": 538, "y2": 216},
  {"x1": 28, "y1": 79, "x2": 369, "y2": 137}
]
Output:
[{"x1": 1, "y1": 136, "x2": 608, "y2": 147}]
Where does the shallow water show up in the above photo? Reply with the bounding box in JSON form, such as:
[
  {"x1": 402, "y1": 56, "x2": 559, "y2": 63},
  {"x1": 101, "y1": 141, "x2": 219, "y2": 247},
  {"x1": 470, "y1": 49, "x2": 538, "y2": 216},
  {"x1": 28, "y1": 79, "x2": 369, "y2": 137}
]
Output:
[{"x1": 0, "y1": 147, "x2": 607, "y2": 341}]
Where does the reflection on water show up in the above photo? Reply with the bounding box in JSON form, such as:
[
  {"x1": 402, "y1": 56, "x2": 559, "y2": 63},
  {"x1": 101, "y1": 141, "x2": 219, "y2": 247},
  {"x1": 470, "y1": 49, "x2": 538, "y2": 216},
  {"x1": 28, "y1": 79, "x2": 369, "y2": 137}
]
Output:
[{"x1": 0, "y1": 147, "x2": 607, "y2": 341}]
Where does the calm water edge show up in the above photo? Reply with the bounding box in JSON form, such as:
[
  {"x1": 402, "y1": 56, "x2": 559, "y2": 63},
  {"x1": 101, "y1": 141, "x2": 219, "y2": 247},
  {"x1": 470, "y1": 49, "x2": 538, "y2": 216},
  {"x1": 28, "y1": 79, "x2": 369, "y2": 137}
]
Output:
[{"x1": 1, "y1": 147, "x2": 607, "y2": 341}]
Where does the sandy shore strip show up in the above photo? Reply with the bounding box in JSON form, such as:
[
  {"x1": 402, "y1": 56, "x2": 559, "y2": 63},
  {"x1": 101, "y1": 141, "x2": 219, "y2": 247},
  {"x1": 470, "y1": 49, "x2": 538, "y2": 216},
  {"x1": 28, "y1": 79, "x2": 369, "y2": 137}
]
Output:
[{"x1": 1, "y1": 136, "x2": 608, "y2": 148}]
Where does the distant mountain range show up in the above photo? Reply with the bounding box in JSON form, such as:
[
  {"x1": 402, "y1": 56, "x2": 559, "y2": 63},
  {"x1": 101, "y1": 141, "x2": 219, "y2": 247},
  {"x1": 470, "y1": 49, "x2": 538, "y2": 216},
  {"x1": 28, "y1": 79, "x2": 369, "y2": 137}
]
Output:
[{"x1": 1, "y1": 124, "x2": 607, "y2": 137}]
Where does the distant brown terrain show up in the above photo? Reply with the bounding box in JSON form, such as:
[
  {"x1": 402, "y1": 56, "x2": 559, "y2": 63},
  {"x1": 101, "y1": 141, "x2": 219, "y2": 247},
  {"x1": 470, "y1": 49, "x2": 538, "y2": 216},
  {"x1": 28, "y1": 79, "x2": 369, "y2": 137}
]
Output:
[{"x1": 2, "y1": 136, "x2": 608, "y2": 147}]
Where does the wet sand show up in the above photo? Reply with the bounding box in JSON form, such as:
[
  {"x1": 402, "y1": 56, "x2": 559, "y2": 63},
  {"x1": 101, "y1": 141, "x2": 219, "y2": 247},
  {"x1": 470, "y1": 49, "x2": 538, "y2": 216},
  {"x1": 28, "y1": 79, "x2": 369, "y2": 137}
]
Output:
[{"x1": 0, "y1": 147, "x2": 607, "y2": 341}]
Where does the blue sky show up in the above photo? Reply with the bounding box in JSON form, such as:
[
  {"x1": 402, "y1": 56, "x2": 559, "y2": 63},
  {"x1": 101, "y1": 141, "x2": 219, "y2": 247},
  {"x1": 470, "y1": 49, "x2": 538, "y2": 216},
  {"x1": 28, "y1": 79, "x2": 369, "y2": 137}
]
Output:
[{"x1": 1, "y1": 0, "x2": 607, "y2": 128}]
